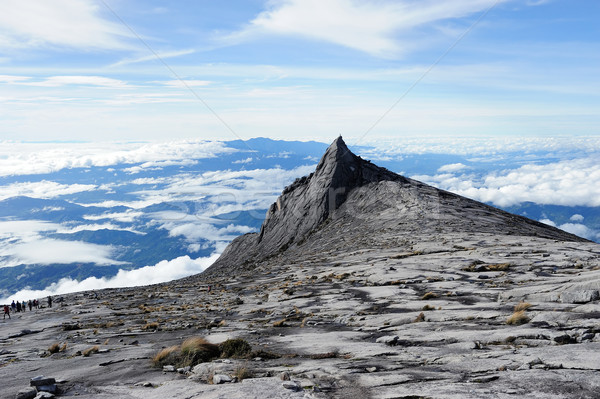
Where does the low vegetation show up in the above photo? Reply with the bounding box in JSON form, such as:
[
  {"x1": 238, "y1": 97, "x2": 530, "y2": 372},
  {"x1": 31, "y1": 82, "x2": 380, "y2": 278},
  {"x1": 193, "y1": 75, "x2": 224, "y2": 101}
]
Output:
[
  {"x1": 421, "y1": 292, "x2": 438, "y2": 300},
  {"x1": 82, "y1": 345, "x2": 99, "y2": 357},
  {"x1": 506, "y1": 310, "x2": 530, "y2": 325},
  {"x1": 514, "y1": 301, "x2": 532, "y2": 312},
  {"x1": 219, "y1": 338, "x2": 252, "y2": 358},
  {"x1": 152, "y1": 337, "x2": 254, "y2": 368}
]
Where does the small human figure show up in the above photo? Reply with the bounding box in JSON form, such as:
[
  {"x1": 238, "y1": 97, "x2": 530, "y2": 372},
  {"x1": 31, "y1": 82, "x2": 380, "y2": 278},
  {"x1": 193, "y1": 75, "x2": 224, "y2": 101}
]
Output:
[
  {"x1": 16, "y1": 301, "x2": 21, "y2": 312},
  {"x1": 28, "y1": 300, "x2": 32, "y2": 311},
  {"x1": 47, "y1": 296, "x2": 52, "y2": 308},
  {"x1": 207, "y1": 285, "x2": 211, "y2": 293},
  {"x1": 22, "y1": 301, "x2": 27, "y2": 311},
  {"x1": 3, "y1": 305, "x2": 10, "y2": 320},
  {"x1": 11, "y1": 300, "x2": 16, "y2": 312}
]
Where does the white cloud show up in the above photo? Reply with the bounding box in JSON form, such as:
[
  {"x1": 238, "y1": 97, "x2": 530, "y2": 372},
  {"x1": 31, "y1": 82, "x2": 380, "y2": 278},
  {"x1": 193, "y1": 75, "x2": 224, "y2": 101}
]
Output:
[
  {"x1": 0, "y1": 220, "x2": 132, "y2": 267},
  {"x1": 160, "y1": 222, "x2": 255, "y2": 243},
  {"x1": 438, "y1": 163, "x2": 468, "y2": 173},
  {"x1": 23, "y1": 76, "x2": 129, "y2": 88},
  {"x1": 570, "y1": 214, "x2": 584, "y2": 222},
  {"x1": 232, "y1": 157, "x2": 253, "y2": 164},
  {"x1": 57, "y1": 223, "x2": 144, "y2": 235},
  {"x1": 1, "y1": 239, "x2": 126, "y2": 267},
  {"x1": 110, "y1": 49, "x2": 196, "y2": 67},
  {"x1": 233, "y1": 0, "x2": 507, "y2": 57},
  {"x1": 0, "y1": 0, "x2": 133, "y2": 51},
  {"x1": 0, "y1": 140, "x2": 235, "y2": 177},
  {"x1": 83, "y1": 210, "x2": 144, "y2": 222},
  {"x1": 0, "y1": 75, "x2": 31, "y2": 84},
  {"x1": 159, "y1": 79, "x2": 212, "y2": 88},
  {"x1": 558, "y1": 223, "x2": 597, "y2": 241},
  {"x1": 539, "y1": 218, "x2": 556, "y2": 227},
  {"x1": 537, "y1": 218, "x2": 598, "y2": 241},
  {"x1": 415, "y1": 156, "x2": 600, "y2": 207},
  {"x1": 0, "y1": 180, "x2": 96, "y2": 201},
  {"x1": 0, "y1": 253, "x2": 220, "y2": 303}
]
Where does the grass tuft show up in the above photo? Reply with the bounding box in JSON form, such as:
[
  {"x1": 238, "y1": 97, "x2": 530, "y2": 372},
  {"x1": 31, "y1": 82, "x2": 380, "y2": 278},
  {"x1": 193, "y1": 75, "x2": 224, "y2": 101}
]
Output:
[
  {"x1": 82, "y1": 345, "x2": 99, "y2": 357},
  {"x1": 180, "y1": 337, "x2": 220, "y2": 366},
  {"x1": 48, "y1": 343, "x2": 61, "y2": 354},
  {"x1": 421, "y1": 292, "x2": 438, "y2": 300},
  {"x1": 514, "y1": 302, "x2": 532, "y2": 312},
  {"x1": 152, "y1": 345, "x2": 180, "y2": 367},
  {"x1": 506, "y1": 310, "x2": 530, "y2": 325}
]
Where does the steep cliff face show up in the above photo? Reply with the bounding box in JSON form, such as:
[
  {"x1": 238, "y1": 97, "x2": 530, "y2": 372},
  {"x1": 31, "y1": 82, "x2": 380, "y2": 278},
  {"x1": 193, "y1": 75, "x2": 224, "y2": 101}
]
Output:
[{"x1": 203, "y1": 137, "x2": 586, "y2": 277}]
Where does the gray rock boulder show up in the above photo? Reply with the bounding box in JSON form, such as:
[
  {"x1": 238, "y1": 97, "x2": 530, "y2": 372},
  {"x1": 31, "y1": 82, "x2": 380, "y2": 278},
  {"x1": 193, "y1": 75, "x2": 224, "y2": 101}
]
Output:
[{"x1": 560, "y1": 290, "x2": 599, "y2": 304}]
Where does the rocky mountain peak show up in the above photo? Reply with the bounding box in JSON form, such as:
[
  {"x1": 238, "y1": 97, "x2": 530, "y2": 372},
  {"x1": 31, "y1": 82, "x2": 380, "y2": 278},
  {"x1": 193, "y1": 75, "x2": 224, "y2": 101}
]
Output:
[
  {"x1": 256, "y1": 136, "x2": 401, "y2": 249},
  {"x1": 204, "y1": 137, "x2": 586, "y2": 277}
]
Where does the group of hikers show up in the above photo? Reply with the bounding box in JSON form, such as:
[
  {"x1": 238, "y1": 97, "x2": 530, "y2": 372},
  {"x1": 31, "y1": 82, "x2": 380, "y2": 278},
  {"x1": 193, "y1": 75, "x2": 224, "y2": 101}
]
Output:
[{"x1": 3, "y1": 296, "x2": 52, "y2": 320}]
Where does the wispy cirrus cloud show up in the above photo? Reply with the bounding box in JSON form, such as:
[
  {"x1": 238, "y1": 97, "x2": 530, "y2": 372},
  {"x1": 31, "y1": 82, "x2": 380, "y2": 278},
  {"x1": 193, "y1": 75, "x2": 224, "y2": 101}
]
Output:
[
  {"x1": 0, "y1": 0, "x2": 133, "y2": 51},
  {"x1": 230, "y1": 0, "x2": 509, "y2": 57},
  {"x1": 109, "y1": 49, "x2": 196, "y2": 67}
]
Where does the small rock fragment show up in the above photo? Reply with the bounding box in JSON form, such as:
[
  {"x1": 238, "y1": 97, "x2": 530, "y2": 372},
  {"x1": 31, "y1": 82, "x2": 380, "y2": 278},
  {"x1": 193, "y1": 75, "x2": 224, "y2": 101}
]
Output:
[
  {"x1": 15, "y1": 388, "x2": 37, "y2": 399},
  {"x1": 282, "y1": 381, "x2": 301, "y2": 391},
  {"x1": 163, "y1": 365, "x2": 176, "y2": 372},
  {"x1": 280, "y1": 371, "x2": 290, "y2": 381},
  {"x1": 212, "y1": 374, "x2": 232, "y2": 384},
  {"x1": 375, "y1": 335, "x2": 399, "y2": 345}
]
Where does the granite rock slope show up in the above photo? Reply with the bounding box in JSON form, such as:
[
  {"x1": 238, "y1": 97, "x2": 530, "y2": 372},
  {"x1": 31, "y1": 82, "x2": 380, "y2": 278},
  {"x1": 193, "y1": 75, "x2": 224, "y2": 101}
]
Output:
[{"x1": 1, "y1": 137, "x2": 598, "y2": 399}]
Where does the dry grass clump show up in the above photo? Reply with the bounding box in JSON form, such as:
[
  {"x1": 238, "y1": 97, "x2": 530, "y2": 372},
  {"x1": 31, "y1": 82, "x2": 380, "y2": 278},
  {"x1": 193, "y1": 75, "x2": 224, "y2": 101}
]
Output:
[
  {"x1": 514, "y1": 302, "x2": 532, "y2": 312},
  {"x1": 82, "y1": 345, "x2": 99, "y2": 357},
  {"x1": 422, "y1": 304, "x2": 436, "y2": 311},
  {"x1": 414, "y1": 312, "x2": 426, "y2": 322},
  {"x1": 152, "y1": 346, "x2": 180, "y2": 367},
  {"x1": 142, "y1": 321, "x2": 159, "y2": 331},
  {"x1": 234, "y1": 363, "x2": 252, "y2": 381},
  {"x1": 180, "y1": 337, "x2": 220, "y2": 366},
  {"x1": 506, "y1": 310, "x2": 530, "y2": 325},
  {"x1": 48, "y1": 343, "x2": 61, "y2": 354},
  {"x1": 421, "y1": 292, "x2": 438, "y2": 300},
  {"x1": 273, "y1": 319, "x2": 286, "y2": 327}
]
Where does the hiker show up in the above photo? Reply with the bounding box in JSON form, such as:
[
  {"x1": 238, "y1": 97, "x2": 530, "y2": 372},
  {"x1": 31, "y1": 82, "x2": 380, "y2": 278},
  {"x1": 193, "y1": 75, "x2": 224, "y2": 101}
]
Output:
[
  {"x1": 28, "y1": 300, "x2": 32, "y2": 311},
  {"x1": 11, "y1": 300, "x2": 16, "y2": 312},
  {"x1": 208, "y1": 285, "x2": 211, "y2": 293},
  {"x1": 3, "y1": 305, "x2": 9, "y2": 320},
  {"x1": 16, "y1": 301, "x2": 21, "y2": 312},
  {"x1": 47, "y1": 296, "x2": 52, "y2": 308},
  {"x1": 22, "y1": 301, "x2": 27, "y2": 311},
  {"x1": 33, "y1": 299, "x2": 38, "y2": 309}
]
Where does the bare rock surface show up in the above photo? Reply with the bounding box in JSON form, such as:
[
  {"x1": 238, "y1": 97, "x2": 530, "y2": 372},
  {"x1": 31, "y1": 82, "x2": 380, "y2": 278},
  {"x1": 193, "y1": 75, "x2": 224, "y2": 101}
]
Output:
[{"x1": 1, "y1": 137, "x2": 599, "y2": 398}]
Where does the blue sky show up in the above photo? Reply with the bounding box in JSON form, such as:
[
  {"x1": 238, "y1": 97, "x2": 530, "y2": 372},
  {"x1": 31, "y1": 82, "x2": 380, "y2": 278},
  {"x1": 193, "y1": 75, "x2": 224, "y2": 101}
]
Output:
[{"x1": 1, "y1": 0, "x2": 598, "y2": 143}]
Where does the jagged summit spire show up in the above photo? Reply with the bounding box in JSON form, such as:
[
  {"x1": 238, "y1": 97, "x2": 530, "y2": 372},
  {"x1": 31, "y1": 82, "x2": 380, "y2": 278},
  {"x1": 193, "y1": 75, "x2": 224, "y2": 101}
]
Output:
[{"x1": 314, "y1": 136, "x2": 357, "y2": 176}]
